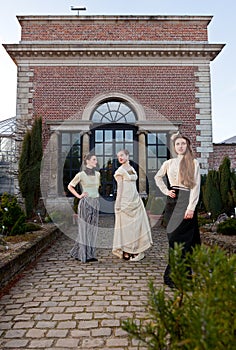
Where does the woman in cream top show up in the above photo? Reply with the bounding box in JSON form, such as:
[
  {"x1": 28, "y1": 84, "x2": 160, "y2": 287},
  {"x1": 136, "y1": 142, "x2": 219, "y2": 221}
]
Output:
[
  {"x1": 69, "y1": 171, "x2": 100, "y2": 199},
  {"x1": 155, "y1": 154, "x2": 200, "y2": 213},
  {"x1": 154, "y1": 134, "x2": 201, "y2": 288}
]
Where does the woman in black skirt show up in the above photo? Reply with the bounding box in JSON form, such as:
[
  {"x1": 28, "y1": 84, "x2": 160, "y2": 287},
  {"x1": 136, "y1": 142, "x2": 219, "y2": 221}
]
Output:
[
  {"x1": 154, "y1": 133, "x2": 201, "y2": 288},
  {"x1": 68, "y1": 153, "x2": 100, "y2": 263}
]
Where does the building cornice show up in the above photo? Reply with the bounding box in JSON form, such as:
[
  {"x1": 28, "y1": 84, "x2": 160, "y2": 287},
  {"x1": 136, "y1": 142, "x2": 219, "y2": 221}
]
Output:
[
  {"x1": 4, "y1": 42, "x2": 225, "y2": 64},
  {"x1": 17, "y1": 15, "x2": 213, "y2": 24}
]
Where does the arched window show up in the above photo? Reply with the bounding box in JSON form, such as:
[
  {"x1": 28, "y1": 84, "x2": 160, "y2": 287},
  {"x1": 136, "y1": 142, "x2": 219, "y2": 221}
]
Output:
[{"x1": 91, "y1": 101, "x2": 136, "y2": 123}]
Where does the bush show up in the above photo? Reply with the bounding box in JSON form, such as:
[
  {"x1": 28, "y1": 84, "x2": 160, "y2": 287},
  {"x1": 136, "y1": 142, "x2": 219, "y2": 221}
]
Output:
[
  {"x1": 0, "y1": 193, "x2": 26, "y2": 236},
  {"x1": 23, "y1": 222, "x2": 42, "y2": 232},
  {"x1": 122, "y1": 244, "x2": 236, "y2": 350},
  {"x1": 10, "y1": 215, "x2": 27, "y2": 236},
  {"x1": 217, "y1": 218, "x2": 236, "y2": 236}
]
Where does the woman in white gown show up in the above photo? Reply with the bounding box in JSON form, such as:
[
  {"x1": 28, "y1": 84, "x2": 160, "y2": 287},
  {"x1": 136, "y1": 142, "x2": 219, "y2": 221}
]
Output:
[{"x1": 112, "y1": 149, "x2": 153, "y2": 261}]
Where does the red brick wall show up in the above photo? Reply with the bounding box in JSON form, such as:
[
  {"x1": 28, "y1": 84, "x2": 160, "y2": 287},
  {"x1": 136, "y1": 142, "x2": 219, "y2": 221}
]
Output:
[
  {"x1": 19, "y1": 17, "x2": 209, "y2": 42},
  {"x1": 33, "y1": 65, "x2": 199, "y2": 147},
  {"x1": 209, "y1": 144, "x2": 236, "y2": 170}
]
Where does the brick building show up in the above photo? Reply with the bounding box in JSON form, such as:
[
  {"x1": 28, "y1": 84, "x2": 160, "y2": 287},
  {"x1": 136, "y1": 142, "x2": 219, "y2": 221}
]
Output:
[
  {"x1": 210, "y1": 137, "x2": 236, "y2": 171},
  {"x1": 4, "y1": 15, "x2": 224, "y2": 213}
]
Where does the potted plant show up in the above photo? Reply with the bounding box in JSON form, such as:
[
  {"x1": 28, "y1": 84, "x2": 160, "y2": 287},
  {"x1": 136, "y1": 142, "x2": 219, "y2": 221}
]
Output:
[{"x1": 148, "y1": 197, "x2": 165, "y2": 227}]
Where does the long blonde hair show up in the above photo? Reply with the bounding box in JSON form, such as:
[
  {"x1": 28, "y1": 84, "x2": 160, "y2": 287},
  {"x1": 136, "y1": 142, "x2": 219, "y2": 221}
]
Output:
[{"x1": 173, "y1": 135, "x2": 196, "y2": 189}]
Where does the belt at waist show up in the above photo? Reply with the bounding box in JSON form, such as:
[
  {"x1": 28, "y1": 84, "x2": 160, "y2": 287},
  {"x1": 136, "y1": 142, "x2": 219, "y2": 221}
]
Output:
[{"x1": 171, "y1": 186, "x2": 190, "y2": 192}]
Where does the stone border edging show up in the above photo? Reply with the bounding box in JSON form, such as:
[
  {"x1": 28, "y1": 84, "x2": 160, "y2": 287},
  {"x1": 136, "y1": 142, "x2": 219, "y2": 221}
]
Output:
[{"x1": 0, "y1": 224, "x2": 62, "y2": 290}]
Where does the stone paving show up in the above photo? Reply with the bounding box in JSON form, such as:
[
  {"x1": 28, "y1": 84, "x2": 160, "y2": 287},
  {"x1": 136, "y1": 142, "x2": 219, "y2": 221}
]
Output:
[{"x1": 0, "y1": 215, "x2": 169, "y2": 350}]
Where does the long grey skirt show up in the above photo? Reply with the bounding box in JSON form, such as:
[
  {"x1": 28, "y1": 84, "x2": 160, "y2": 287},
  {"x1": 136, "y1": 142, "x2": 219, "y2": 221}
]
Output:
[{"x1": 70, "y1": 197, "x2": 99, "y2": 263}]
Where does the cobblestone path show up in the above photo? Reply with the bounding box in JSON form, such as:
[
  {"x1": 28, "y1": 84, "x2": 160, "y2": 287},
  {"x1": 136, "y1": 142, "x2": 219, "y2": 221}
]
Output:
[{"x1": 0, "y1": 215, "x2": 169, "y2": 350}]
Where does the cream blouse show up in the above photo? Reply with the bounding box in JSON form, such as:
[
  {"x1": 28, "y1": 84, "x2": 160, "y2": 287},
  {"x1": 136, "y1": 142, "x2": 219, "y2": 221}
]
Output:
[
  {"x1": 69, "y1": 171, "x2": 100, "y2": 198},
  {"x1": 154, "y1": 155, "x2": 200, "y2": 212}
]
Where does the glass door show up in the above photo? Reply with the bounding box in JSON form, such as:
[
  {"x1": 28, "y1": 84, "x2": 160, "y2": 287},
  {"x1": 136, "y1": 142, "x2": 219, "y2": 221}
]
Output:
[{"x1": 90, "y1": 124, "x2": 138, "y2": 213}]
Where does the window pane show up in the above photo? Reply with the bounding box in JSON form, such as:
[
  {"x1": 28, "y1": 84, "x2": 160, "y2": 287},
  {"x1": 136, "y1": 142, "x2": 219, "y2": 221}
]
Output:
[
  {"x1": 158, "y1": 158, "x2": 166, "y2": 169},
  {"x1": 125, "y1": 143, "x2": 133, "y2": 155},
  {"x1": 62, "y1": 133, "x2": 70, "y2": 144},
  {"x1": 110, "y1": 111, "x2": 118, "y2": 121},
  {"x1": 147, "y1": 133, "x2": 157, "y2": 144},
  {"x1": 105, "y1": 143, "x2": 112, "y2": 155},
  {"x1": 105, "y1": 130, "x2": 112, "y2": 142},
  {"x1": 148, "y1": 145, "x2": 156, "y2": 157},
  {"x1": 92, "y1": 111, "x2": 103, "y2": 123},
  {"x1": 92, "y1": 101, "x2": 136, "y2": 123},
  {"x1": 108, "y1": 101, "x2": 120, "y2": 110},
  {"x1": 95, "y1": 130, "x2": 103, "y2": 142},
  {"x1": 125, "y1": 130, "x2": 133, "y2": 141},
  {"x1": 148, "y1": 158, "x2": 157, "y2": 170},
  {"x1": 97, "y1": 104, "x2": 108, "y2": 114},
  {"x1": 116, "y1": 143, "x2": 124, "y2": 154},
  {"x1": 72, "y1": 133, "x2": 80, "y2": 144},
  {"x1": 116, "y1": 130, "x2": 123, "y2": 141},
  {"x1": 119, "y1": 103, "x2": 130, "y2": 114},
  {"x1": 61, "y1": 145, "x2": 70, "y2": 156},
  {"x1": 96, "y1": 157, "x2": 103, "y2": 168},
  {"x1": 116, "y1": 112, "x2": 125, "y2": 123},
  {"x1": 158, "y1": 145, "x2": 167, "y2": 156},
  {"x1": 158, "y1": 133, "x2": 167, "y2": 145},
  {"x1": 95, "y1": 143, "x2": 103, "y2": 155}
]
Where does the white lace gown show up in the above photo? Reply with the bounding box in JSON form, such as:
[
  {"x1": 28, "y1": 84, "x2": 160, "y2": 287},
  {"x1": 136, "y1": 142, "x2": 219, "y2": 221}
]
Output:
[{"x1": 112, "y1": 166, "x2": 153, "y2": 258}]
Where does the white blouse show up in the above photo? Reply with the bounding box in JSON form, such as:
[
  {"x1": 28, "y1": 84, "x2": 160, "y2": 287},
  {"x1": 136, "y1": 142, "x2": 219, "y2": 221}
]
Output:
[{"x1": 154, "y1": 155, "x2": 200, "y2": 211}]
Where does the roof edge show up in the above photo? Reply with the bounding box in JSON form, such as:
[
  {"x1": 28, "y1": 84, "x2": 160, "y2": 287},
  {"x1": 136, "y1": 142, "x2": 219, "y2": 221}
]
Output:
[{"x1": 16, "y1": 14, "x2": 213, "y2": 23}]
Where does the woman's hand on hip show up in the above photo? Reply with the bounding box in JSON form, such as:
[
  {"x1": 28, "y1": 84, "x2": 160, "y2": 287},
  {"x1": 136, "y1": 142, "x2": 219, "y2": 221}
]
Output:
[
  {"x1": 79, "y1": 192, "x2": 88, "y2": 199},
  {"x1": 167, "y1": 190, "x2": 176, "y2": 198}
]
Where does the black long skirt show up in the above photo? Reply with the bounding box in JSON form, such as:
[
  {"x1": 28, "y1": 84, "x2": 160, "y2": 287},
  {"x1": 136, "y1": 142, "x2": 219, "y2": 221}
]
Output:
[{"x1": 163, "y1": 187, "x2": 201, "y2": 284}]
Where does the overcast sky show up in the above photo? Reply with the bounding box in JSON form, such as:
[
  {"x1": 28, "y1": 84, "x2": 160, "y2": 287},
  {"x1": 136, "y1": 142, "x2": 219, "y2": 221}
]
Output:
[{"x1": 0, "y1": 0, "x2": 235, "y2": 143}]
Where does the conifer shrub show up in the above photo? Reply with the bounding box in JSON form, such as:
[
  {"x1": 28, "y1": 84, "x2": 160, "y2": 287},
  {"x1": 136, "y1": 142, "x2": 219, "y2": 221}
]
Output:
[
  {"x1": 197, "y1": 215, "x2": 211, "y2": 227},
  {"x1": 219, "y1": 157, "x2": 235, "y2": 215},
  {"x1": 18, "y1": 116, "x2": 43, "y2": 218},
  {"x1": 122, "y1": 244, "x2": 236, "y2": 350},
  {"x1": 202, "y1": 157, "x2": 236, "y2": 218},
  {"x1": 217, "y1": 218, "x2": 236, "y2": 236},
  {"x1": 202, "y1": 170, "x2": 222, "y2": 219}
]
